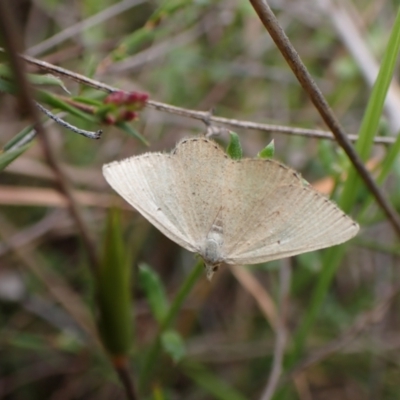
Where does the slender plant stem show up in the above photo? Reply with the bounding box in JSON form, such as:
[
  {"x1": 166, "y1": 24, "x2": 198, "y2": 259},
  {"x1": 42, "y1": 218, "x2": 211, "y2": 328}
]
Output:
[
  {"x1": 114, "y1": 359, "x2": 139, "y2": 400},
  {"x1": 139, "y1": 261, "x2": 203, "y2": 391},
  {"x1": 0, "y1": 48, "x2": 394, "y2": 145},
  {"x1": 0, "y1": 4, "x2": 138, "y2": 400},
  {"x1": 0, "y1": 1, "x2": 100, "y2": 276},
  {"x1": 260, "y1": 261, "x2": 291, "y2": 400},
  {"x1": 36, "y1": 102, "x2": 102, "y2": 139}
]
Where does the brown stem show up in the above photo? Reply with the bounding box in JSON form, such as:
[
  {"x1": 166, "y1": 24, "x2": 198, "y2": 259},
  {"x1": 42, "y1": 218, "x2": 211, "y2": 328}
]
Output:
[
  {"x1": 0, "y1": 3, "x2": 100, "y2": 276},
  {"x1": 248, "y1": 0, "x2": 400, "y2": 237},
  {"x1": 1, "y1": 49, "x2": 393, "y2": 145},
  {"x1": 0, "y1": 4, "x2": 138, "y2": 400}
]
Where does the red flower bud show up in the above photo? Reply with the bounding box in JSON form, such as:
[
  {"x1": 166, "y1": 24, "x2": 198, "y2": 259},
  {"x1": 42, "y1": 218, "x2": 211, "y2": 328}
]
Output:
[{"x1": 103, "y1": 114, "x2": 116, "y2": 125}]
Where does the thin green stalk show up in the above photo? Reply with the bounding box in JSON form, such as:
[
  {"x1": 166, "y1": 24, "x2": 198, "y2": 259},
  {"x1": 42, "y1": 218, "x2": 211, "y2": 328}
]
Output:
[
  {"x1": 139, "y1": 261, "x2": 203, "y2": 391},
  {"x1": 340, "y1": 8, "x2": 400, "y2": 213}
]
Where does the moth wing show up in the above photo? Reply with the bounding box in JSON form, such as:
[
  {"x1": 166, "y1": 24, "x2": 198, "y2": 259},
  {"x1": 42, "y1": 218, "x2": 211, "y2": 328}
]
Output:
[
  {"x1": 221, "y1": 159, "x2": 358, "y2": 265},
  {"x1": 103, "y1": 152, "x2": 198, "y2": 252}
]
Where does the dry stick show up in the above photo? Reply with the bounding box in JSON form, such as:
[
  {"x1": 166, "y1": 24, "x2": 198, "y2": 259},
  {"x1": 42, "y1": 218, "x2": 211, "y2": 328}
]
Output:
[
  {"x1": 0, "y1": 4, "x2": 138, "y2": 400},
  {"x1": 259, "y1": 260, "x2": 291, "y2": 400},
  {"x1": 8, "y1": 51, "x2": 395, "y2": 146},
  {"x1": 230, "y1": 265, "x2": 278, "y2": 331},
  {"x1": 0, "y1": 4, "x2": 99, "y2": 279},
  {"x1": 248, "y1": 0, "x2": 400, "y2": 237},
  {"x1": 36, "y1": 103, "x2": 102, "y2": 140}
]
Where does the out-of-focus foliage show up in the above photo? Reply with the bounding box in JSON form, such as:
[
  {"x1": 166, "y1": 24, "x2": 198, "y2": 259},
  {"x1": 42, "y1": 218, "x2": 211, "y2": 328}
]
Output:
[{"x1": 1, "y1": 1, "x2": 400, "y2": 399}]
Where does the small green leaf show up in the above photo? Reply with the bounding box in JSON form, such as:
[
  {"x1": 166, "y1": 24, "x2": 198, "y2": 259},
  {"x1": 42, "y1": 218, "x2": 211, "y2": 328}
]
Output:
[
  {"x1": 161, "y1": 329, "x2": 186, "y2": 363},
  {"x1": 148, "y1": 0, "x2": 188, "y2": 26},
  {"x1": 226, "y1": 131, "x2": 242, "y2": 160},
  {"x1": 116, "y1": 122, "x2": 149, "y2": 146},
  {"x1": 37, "y1": 91, "x2": 98, "y2": 123},
  {"x1": 114, "y1": 27, "x2": 156, "y2": 60},
  {"x1": 258, "y1": 139, "x2": 275, "y2": 158},
  {"x1": 3, "y1": 126, "x2": 35, "y2": 151},
  {"x1": 0, "y1": 64, "x2": 69, "y2": 91},
  {"x1": 0, "y1": 143, "x2": 31, "y2": 171},
  {"x1": 73, "y1": 96, "x2": 103, "y2": 107},
  {"x1": 138, "y1": 263, "x2": 169, "y2": 323},
  {"x1": 97, "y1": 209, "x2": 133, "y2": 356}
]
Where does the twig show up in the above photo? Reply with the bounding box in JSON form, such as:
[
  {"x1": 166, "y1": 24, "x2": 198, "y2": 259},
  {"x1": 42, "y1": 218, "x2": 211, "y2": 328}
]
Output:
[
  {"x1": 208, "y1": 116, "x2": 395, "y2": 145},
  {"x1": 36, "y1": 102, "x2": 102, "y2": 139},
  {"x1": 114, "y1": 359, "x2": 139, "y2": 400},
  {"x1": 3, "y1": 108, "x2": 99, "y2": 151},
  {"x1": 0, "y1": 4, "x2": 138, "y2": 400},
  {"x1": 248, "y1": 0, "x2": 400, "y2": 237},
  {"x1": 230, "y1": 265, "x2": 278, "y2": 331},
  {"x1": 259, "y1": 260, "x2": 291, "y2": 400},
  {"x1": 0, "y1": 49, "x2": 394, "y2": 145},
  {"x1": 0, "y1": 2, "x2": 100, "y2": 276}
]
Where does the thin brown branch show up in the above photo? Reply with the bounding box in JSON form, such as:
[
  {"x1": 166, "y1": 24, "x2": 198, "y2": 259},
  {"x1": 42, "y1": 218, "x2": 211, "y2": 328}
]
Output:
[
  {"x1": 230, "y1": 265, "x2": 278, "y2": 331},
  {"x1": 248, "y1": 0, "x2": 400, "y2": 237},
  {"x1": 0, "y1": 2, "x2": 100, "y2": 277},
  {"x1": 36, "y1": 102, "x2": 102, "y2": 139},
  {"x1": 1, "y1": 49, "x2": 394, "y2": 145},
  {"x1": 0, "y1": 4, "x2": 138, "y2": 400},
  {"x1": 259, "y1": 260, "x2": 291, "y2": 400},
  {"x1": 113, "y1": 357, "x2": 139, "y2": 400}
]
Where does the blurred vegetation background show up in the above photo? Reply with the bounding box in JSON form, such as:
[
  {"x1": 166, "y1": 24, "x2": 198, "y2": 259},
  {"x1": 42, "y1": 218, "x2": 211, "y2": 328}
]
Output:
[{"x1": 1, "y1": 0, "x2": 400, "y2": 399}]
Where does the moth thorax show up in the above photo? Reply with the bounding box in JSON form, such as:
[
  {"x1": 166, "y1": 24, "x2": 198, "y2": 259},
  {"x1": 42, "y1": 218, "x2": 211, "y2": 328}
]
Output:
[
  {"x1": 202, "y1": 234, "x2": 223, "y2": 281},
  {"x1": 203, "y1": 232, "x2": 223, "y2": 261}
]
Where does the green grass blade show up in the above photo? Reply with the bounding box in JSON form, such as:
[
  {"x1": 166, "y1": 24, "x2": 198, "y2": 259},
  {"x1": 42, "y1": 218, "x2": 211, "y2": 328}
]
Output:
[
  {"x1": 282, "y1": 7, "x2": 400, "y2": 387},
  {"x1": 139, "y1": 261, "x2": 203, "y2": 391},
  {"x1": 138, "y1": 263, "x2": 169, "y2": 323},
  {"x1": 0, "y1": 143, "x2": 31, "y2": 171},
  {"x1": 340, "y1": 7, "x2": 400, "y2": 213},
  {"x1": 97, "y1": 209, "x2": 133, "y2": 356}
]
